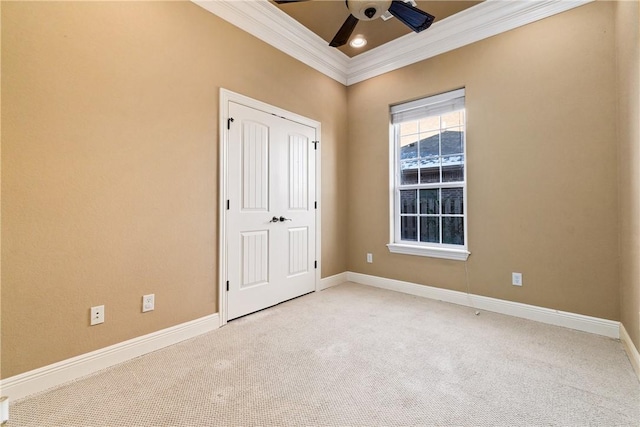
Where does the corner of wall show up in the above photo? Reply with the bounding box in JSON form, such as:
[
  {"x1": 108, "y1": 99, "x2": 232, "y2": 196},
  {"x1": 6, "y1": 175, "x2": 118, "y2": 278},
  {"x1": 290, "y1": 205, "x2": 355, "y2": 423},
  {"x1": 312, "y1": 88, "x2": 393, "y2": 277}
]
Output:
[
  {"x1": 0, "y1": 0, "x2": 4, "y2": 386},
  {"x1": 615, "y1": 0, "x2": 640, "y2": 361},
  {"x1": 621, "y1": 323, "x2": 640, "y2": 381}
]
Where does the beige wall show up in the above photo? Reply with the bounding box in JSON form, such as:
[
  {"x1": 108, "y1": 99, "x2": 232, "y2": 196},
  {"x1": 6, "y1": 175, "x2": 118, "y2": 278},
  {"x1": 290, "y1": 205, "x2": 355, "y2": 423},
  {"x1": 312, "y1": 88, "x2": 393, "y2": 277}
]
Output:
[
  {"x1": 2, "y1": 0, "x2": 637, "y2": 381},
  {"x1": 0, "y1": 0, "x2": 3, "y2": 381},
  {"x1": 616, "y1": 0, "x2": 640, "y2": 355},
  {"x1": 1, "y1": 1, "x2": 348, "y2": 378},
  {"x1": 347, "y1": 2, "x2": 621, "y2": 320}
]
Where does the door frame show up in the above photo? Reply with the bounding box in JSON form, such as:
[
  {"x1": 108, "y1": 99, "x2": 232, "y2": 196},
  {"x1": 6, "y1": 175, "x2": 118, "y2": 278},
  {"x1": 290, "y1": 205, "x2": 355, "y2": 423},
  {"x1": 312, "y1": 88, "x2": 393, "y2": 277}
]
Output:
[{"x1": 218, "y1": 88, "x2": 322, "y2": 326}]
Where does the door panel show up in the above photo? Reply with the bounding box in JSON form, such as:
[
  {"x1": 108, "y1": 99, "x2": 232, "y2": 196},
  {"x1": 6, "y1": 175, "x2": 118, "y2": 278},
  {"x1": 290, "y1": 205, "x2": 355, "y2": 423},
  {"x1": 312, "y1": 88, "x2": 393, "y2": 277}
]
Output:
[
  {"x1": 240, "y1": 230, "x2": 269, "y2": 289},
  {"x1": 241, "y1": 121, "x2": 269, "y2": 211},
  {"x1": 288, "y1": 134, "x2": 308, "y2": 210},
  {"x1": 288, "y1": 227, "x2": 308, "y2": 277},
  {"x1": 227, "y1": 102, "x2": 316, "y2": 320}
]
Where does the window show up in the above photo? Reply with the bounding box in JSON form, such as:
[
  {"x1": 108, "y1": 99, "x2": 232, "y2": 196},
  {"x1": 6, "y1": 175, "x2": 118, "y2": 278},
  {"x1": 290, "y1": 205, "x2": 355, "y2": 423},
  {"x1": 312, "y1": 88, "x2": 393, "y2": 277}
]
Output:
[{"x1": 387, "y1": 88, "x2": 469, "y2": 261}]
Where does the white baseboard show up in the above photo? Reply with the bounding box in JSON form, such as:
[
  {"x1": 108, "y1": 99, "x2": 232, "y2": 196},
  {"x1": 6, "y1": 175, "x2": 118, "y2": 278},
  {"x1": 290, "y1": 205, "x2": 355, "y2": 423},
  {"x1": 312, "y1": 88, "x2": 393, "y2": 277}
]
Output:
[
  {"x1": 346, "y1": 272, "x2": 620, "y2": 339},
  {"x1": 620, "y1": 323, "x2": 640, "y2": 381},
  {"x1": 2, "y1": 274, "x2": 628, "y2": 402},
  {"x1": 1, "y1": 314, "x2": 220, "y2": 401},
  {"x1": 318, "y1": 272, "x2": 348, "y2": 291}
]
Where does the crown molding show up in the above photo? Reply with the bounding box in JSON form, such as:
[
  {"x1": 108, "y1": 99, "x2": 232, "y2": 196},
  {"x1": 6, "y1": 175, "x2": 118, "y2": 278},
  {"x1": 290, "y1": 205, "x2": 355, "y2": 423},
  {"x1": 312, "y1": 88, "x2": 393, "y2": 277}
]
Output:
[
  {"x1": 192, "y1": 0, "x2": 594, "y2": 87},
  {"x1": 347, "y1": 0, "x2": 594, "y2": 85},
  {"x1": 193, "y1": 0, "x2": 350, "y2": 85}
]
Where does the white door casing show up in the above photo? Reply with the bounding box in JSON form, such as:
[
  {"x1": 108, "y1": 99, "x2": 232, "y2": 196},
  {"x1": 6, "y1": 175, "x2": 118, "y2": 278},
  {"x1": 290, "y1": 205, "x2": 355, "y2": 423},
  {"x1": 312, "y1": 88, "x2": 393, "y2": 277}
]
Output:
[{"x1": 219, "y1": 90, "x2": 321, "y2": 324}]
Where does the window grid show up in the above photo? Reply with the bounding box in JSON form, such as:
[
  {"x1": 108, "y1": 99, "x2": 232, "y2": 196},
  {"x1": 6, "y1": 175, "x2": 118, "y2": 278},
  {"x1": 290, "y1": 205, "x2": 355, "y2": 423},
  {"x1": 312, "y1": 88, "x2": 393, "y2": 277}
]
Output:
[{"x1": 395, "y1": 108, "x2": 466, "y2": 247}]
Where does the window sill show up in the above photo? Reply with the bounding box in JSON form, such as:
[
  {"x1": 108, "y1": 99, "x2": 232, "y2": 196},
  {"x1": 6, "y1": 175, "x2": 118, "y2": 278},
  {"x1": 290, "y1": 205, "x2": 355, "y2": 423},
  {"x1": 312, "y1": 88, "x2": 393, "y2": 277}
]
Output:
[{"x1": 387, "y1": 243, "x2": 470, "y2": 261}]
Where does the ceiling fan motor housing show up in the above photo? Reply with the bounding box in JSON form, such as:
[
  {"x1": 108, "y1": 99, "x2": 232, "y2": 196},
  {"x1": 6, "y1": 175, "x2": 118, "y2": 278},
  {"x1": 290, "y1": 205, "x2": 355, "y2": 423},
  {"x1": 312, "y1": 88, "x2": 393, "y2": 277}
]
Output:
[{"x1": 347, "y1": 0, "x2": 392, "y2": 21}]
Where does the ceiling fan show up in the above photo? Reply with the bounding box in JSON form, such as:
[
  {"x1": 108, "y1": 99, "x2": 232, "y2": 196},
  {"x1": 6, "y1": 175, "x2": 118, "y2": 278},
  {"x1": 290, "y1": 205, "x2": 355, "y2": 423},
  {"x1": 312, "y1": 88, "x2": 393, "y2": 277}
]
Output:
[{"x1": 274, "y1": 0, "x2": 435, "y2": 48}]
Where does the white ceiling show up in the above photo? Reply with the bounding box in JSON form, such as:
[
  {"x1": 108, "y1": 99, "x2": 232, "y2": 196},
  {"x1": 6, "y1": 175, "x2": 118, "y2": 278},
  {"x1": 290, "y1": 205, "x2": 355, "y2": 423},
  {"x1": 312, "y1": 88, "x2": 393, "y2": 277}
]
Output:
[{"x1": 193, "y1": 0, "x2": 593, "y2": 86}]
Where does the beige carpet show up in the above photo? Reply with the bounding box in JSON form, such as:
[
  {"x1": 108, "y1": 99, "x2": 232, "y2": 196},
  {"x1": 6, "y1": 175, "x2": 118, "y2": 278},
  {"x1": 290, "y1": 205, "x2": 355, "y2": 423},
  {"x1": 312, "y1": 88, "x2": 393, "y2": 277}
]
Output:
[{"x1": 8, "y1": 282, "x2": 640, "y2": 426}]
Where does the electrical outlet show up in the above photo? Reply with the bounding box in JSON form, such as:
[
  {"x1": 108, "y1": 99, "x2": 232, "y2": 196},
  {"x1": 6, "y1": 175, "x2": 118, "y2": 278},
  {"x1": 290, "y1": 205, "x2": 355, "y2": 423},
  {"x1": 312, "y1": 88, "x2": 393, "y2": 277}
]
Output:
[
  {"x1": 512, "y1": 272, "x2": 523, "y2": 286},
  {"x1": 366, "y1": 253, "x2": 373, "y2": 263},
  {"x1": 142, "y1": 294, "x2": 155, "y2": 313},
  {"x1": 90, "y1": 305, "x2": 105, "y2": 325}
]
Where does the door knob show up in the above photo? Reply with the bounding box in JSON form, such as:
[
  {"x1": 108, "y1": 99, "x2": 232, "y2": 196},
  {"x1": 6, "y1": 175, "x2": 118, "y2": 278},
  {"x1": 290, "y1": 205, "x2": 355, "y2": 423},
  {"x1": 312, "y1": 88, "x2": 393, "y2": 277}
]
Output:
[
  {"x1": 270, "y1": 216, "x2": 280, "y2": 223},
  {"x1": 279, "y1": 216, "x2": 292, "y2": 222}
]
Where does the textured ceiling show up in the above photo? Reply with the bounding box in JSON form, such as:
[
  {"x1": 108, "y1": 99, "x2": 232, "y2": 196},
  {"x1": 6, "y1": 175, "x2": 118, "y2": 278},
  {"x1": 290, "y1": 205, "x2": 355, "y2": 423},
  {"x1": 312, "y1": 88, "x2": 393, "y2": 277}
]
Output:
[{"x1": 272, "y1": 1, "x2": 483, "y2": 57}]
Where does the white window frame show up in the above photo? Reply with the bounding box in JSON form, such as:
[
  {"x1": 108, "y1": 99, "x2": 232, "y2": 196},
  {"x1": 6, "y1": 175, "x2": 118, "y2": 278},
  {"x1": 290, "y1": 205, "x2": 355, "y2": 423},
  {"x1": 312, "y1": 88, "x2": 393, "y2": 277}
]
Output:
[{"x1": 387, "y1": 88, "x2": 470, "y2": 261}]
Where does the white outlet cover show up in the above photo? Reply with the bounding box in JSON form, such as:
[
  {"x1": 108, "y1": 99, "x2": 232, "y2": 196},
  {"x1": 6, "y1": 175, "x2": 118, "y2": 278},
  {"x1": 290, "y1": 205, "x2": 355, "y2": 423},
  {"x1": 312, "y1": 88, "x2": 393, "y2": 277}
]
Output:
[
  {"x1": 512, "y1": 272, "x2": 523, "y2": 286},
  {"x1": 90, "y1": 305, "x2": 105, "y2": 325},
  {"x1": 142, "y1": 294, "x2": 155, "y2": 312}
]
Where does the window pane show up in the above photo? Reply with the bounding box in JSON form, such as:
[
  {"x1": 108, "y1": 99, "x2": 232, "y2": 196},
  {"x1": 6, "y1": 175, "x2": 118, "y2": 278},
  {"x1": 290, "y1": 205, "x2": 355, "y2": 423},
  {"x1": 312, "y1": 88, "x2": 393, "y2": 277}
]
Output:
[
  {"x1": 419, "y1": 131, "x2": 439, "y2": 157},
  {"x1": 418, "y1": 116, "x2": 440, "y2": 132},
  {"x1": 441, "y1": 110, "x2": 464, "y2": 128},
  {"x1": 400, "y1": 190, "x2": 417, "y2": 214},
  {"x1": 400, "y1": 137, "x2": 419, "y2": 156},
  {"x1": 441, "y1": 188, "x2": 464, "y2": 215},
  {"x1": 420, "y1": 217, "x2": 439, "y2": 243},
  {"x1": 441, "y1": 129, "x2": 463, "y2": 155},
  {"x1": 420, "y1": 162, "x2": 440, "y2": 183},
  {"x1": 400, "y1": 160, "x2": 419, "y2": 184},
  {"x1": 442, "y1": 155, "x2": 464, "y2": 182},
  {"x1": 399, "y1": 121, "x2": 418, "y2": 136},
  {"x1": 442, "y1": 217, "x2": 464, "y2": 245},
  {"x1": 419, "y1": 189, "x2": 439, "y2": 214},
  {"x1": 401, "y1": 216, "x2": 417, "y2": 241}
]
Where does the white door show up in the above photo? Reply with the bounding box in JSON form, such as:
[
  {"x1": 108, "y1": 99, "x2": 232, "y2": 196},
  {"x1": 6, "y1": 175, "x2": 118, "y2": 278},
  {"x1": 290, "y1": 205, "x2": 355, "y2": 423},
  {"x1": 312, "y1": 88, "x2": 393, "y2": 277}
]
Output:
[{"x1": 226, "y1": 102, "x2": 316, "y2": 320}]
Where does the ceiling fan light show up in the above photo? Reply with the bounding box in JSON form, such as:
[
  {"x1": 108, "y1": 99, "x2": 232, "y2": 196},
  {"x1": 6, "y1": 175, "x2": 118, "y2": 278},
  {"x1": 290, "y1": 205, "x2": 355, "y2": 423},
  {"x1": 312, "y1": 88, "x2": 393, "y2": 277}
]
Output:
[
  {"x1": 350, "y1": 35, "x2": 367, "y2": 48},
  {"x1": 347, "y1": 0, "x2": 392, "y2": 21}
]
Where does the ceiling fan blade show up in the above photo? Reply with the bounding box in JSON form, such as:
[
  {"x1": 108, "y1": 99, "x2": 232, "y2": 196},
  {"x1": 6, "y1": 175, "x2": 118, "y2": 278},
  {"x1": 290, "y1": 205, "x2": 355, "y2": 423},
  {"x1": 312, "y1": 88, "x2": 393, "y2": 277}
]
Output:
[
  {"x1": 388, "y1": 0, "x2": 435, "y2": 33},
  {"x1": 330, "y1": 14, "x2": 359, "y2": 47}
]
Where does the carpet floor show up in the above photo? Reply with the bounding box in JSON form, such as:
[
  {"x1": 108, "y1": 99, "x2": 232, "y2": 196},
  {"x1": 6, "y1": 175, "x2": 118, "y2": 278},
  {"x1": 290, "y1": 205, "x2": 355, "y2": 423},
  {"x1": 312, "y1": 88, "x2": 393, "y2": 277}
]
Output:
[{"x1": 7, "y1": 282, "x2": 640, "y2": 426}]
